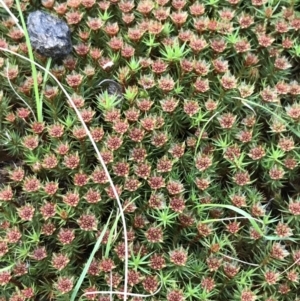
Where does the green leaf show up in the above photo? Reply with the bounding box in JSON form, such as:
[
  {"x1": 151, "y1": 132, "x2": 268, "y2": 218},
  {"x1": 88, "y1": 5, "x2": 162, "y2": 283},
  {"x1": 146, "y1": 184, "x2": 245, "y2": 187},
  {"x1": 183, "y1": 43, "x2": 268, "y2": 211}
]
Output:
[
  {"x1": 199, "y1": 203, "x2": 296, "y2": 242},
  {"x1": 199, "y1": 204, "x2": 264, "y2": 234},
  {"x1": 160, "y1": 42, "x2": 189, "y2": 62},
  {"x1": 0, "y1": 264, "x2": 14, "y2": 273},
  {"x1": 97, "y1": 90, "x2": 123, "y2": 111},
  {"x1": 70, "y1": 212, "x2": 113, "y2": 301},
  {"x1": 234, "y1": 97, "x2": 300, "y2": 139}
]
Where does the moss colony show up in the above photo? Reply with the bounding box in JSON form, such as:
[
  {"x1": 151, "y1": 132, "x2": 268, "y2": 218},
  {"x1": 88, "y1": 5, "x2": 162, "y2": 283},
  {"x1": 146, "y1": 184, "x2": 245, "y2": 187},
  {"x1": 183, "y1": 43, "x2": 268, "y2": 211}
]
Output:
[{"x1": 1, "y1": 0, "x2": 300, "y2": 300}]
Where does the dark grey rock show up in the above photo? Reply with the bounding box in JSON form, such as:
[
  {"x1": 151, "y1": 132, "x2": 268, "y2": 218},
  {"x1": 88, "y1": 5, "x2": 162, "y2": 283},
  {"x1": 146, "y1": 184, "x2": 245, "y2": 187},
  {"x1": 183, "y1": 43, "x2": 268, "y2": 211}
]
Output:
[
  {"x1": 97, "y1": 79, "x2": 123, "y2": 108},
  {"x1": 108, "y1": 82, "x2": 123, "y2": 97},
  {"x1": 98, "y1": 79, "x2": 123, "y2": 97},
  {"x1": 27, "y1": 10, "x2": 72, "y2": 59}
]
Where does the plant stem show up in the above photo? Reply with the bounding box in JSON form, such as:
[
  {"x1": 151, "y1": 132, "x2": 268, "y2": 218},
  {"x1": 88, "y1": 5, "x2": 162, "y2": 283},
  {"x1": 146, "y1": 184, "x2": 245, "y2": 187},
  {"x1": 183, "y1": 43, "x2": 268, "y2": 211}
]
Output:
[
  {"x1": 39, "y1": 58, "x2": 52, "y2": 114},
  {"x1": 15, "y1": 0, "x2": 43, "y2": 122}
]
